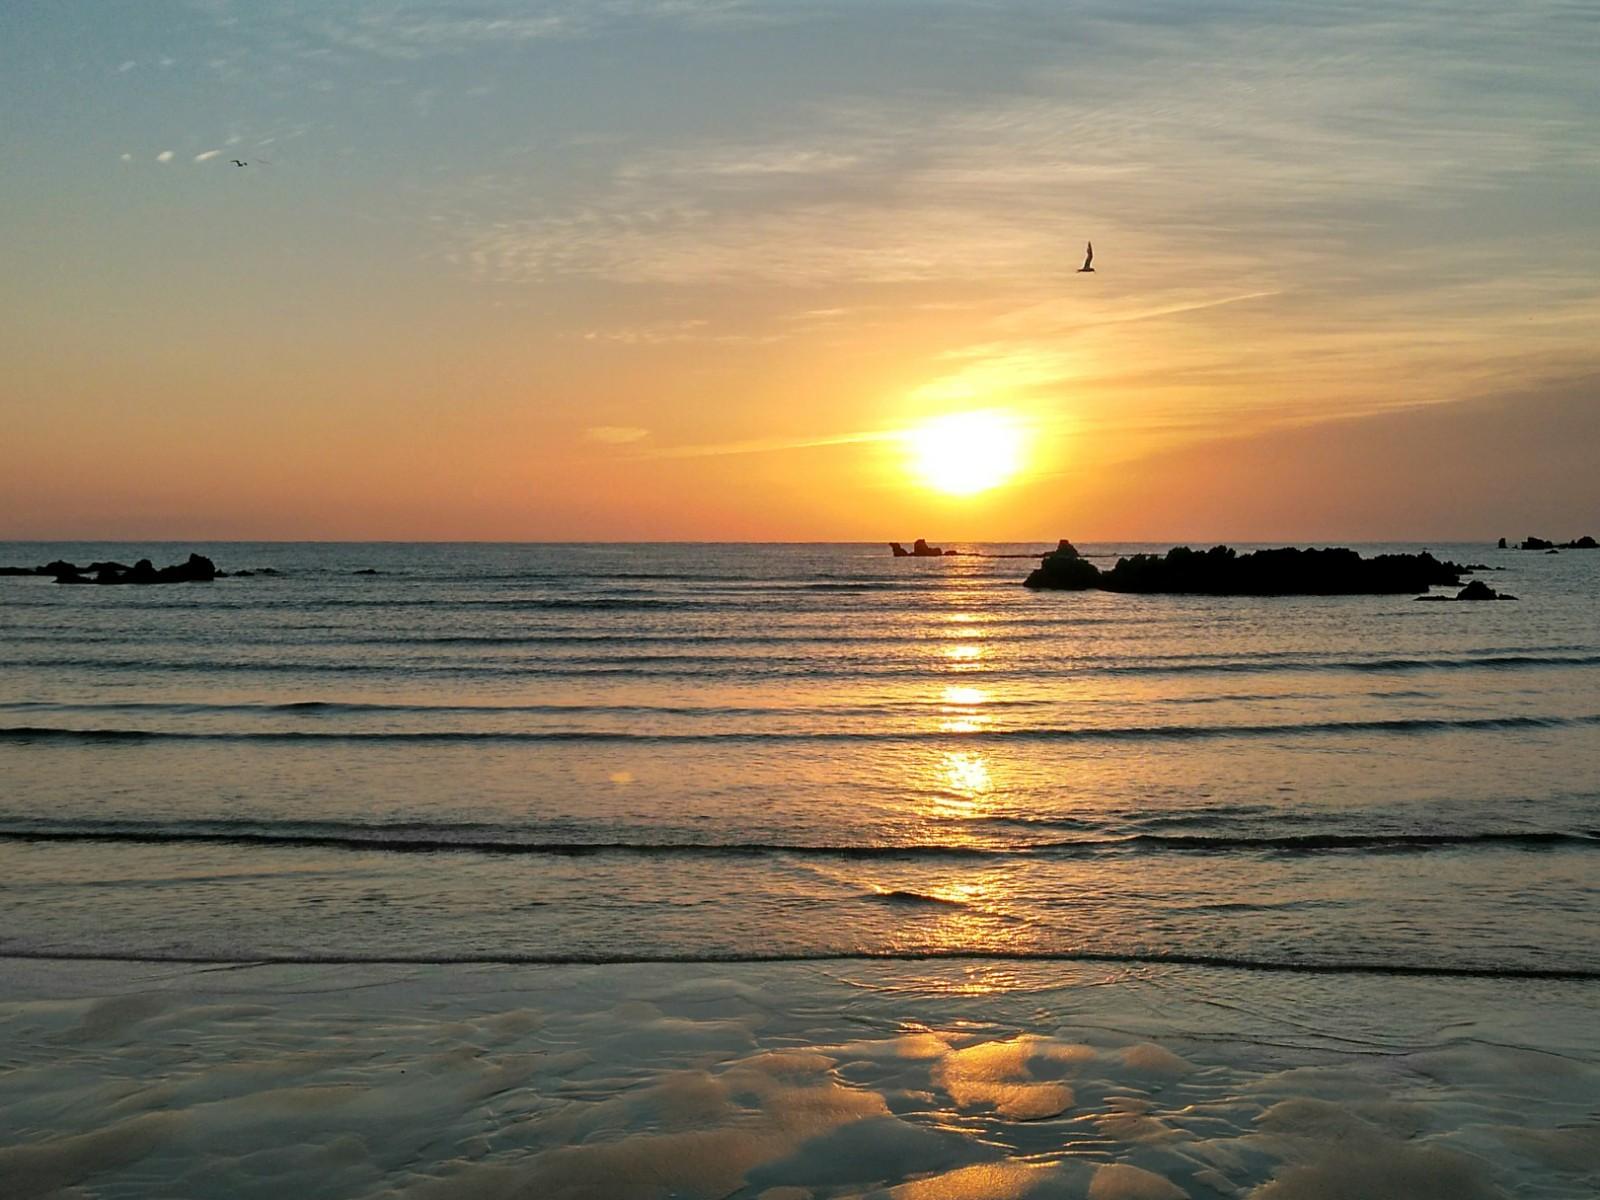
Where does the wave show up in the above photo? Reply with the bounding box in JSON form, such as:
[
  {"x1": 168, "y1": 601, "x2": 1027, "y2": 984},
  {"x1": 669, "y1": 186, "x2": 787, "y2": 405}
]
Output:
[
  {"x1": 863, "y1": 888, "x2": 969, "y2": 906},
  {"x1": 5, "y1": 653, "x2": 1597, "y2": 679},
  {"x1": 2, "y1": 824, "x2": 1592, "y2": 858},
  {"x1": 1, "y1": 946, "x2": 1593, "y2": 981},
  {"x1": 2, "y1": 713, "x2": 1596, "y2": 744}
]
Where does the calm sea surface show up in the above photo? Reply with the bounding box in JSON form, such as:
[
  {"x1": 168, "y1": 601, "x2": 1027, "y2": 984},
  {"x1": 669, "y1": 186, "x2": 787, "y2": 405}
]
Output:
[{"x1": 3, "y1": 540, "x2": 1596, "y2": 974}]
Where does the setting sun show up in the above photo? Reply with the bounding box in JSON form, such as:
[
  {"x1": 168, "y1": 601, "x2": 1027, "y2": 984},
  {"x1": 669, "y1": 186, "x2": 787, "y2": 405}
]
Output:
[{"x1": 907, "y1": 410, "x2": 1026, "y2": 496}]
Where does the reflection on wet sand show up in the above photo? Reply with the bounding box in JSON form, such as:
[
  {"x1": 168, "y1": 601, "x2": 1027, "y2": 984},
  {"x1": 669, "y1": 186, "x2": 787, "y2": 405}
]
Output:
[{"x1": 3, "y1": 960, "x2": 1593, "y2": 1200}]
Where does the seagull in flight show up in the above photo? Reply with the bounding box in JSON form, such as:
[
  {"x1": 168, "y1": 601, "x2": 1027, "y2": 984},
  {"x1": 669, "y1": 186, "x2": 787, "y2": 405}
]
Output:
[
  {"x1": 1077, "y1": 241, "x2": 1095, "y2": 273},
  {"x1": 230, "y1": 159, "x2": 248, "y2": 167}
]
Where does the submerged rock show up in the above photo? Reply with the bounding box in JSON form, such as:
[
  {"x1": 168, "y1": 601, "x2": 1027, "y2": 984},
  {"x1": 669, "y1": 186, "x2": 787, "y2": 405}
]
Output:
[{"x1": 1026, "y1": 542, "x2": 1467, "y2": 595}]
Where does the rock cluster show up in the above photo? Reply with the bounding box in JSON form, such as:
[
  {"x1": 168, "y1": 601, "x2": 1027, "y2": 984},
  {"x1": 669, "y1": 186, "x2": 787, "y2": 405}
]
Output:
[
  {"x1": 1, "y1": 553, "x2": 223, "y2": 584},
  {"x1": 1024, "y1": 543, "x2": 1467, "y2": 595}
]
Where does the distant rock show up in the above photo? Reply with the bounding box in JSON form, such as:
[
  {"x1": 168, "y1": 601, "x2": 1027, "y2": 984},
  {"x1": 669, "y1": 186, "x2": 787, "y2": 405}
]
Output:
[
  {"x1": 1497, "y1": 537, "x2": 1508, "y2": 549},
  {"x1": 1519, "y1": 535, "x2": 1597, "y2": 550},
  {"x1": 1026, "y1": 542, "x2": 1468, "y2": 595},
  {"x1": 352, "y1": 568, "x2": 382, "y2": 575},
  {"x1": 890, "y1": 539, "x2": 948, "y2": 558}
]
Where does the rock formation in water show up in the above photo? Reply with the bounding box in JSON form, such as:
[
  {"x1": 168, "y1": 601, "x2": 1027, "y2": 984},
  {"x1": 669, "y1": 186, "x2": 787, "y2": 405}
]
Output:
[{"x1": 1024, "y1": 542, "x2": 1468, "y2": 595}]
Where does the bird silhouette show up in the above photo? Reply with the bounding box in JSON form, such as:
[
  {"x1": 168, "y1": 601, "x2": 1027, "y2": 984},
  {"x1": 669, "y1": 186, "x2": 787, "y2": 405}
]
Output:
[
  {"x1": 1077, "y1": 242, "x2": 1095, "y2": 273},
  {"x1": 230, "y1": 159, "x2": 248, "y2": 167}
]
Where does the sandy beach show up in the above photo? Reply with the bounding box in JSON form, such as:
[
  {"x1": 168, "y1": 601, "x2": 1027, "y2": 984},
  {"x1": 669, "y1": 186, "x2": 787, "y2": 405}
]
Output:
[{"x1": 5, "y1": 957, "x2": 1598, "y2": 1198}]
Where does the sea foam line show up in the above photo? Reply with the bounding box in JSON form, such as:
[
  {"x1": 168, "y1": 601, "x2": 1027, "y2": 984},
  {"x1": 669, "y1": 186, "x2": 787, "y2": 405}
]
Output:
[{"x1": 1, "y1": 948, "x2": 1594, "y2": 982}]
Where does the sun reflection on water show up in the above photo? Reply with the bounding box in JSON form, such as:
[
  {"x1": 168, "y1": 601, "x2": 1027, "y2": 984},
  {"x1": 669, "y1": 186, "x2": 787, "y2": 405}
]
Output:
[
  {"x1": 939, "y1": 751, "x2": 992, "y2": 798},
  {"x1": 938, "y1": 684, "x2": 992, "y2": 734}
]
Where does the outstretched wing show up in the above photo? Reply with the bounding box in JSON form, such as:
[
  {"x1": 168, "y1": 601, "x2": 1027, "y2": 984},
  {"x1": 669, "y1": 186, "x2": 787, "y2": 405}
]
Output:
[{"x1": 1083, "y1": 241, "x2": 1093, "y2": 270}]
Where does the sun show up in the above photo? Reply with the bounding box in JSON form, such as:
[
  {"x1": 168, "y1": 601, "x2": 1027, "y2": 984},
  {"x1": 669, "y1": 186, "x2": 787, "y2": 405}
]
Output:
[{"x1": 908, "y1": 410, "x2": 1025, "y2": 495}]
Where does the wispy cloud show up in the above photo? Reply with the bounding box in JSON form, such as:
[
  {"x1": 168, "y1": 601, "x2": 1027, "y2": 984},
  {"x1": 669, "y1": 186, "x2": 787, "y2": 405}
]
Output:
[
  {"x1": 585, "y1": 425, "x2": 652, "y2": 444},
  {"x1": 306, "y1": 1, "x2": 776, "y2": 60},
  {"x1": 636, "y1": 428, "x2": 902, "y2": 461}
]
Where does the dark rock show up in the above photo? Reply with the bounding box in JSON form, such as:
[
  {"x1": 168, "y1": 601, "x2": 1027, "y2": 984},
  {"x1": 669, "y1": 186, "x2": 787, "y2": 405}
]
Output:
[
  {"x1": 1023, "y1": 542, "x2": 1101, "y2": 589},
  {"x1": 1497, "y1": 537, "x2": 1508, "y2": 549},
  {"x1": 1026, "y1": 542, "x2": 1467, "y2": 595},
  {"x1": 353, "y1": 568, "x2": 382, "y2": 575},
  {"x1": 1546, "y1": 549, "x2": 1560, "y2": 554},
  {"x1": 1520, "y1": 537, "x2": 1554, "y2": 550},
  {"x1": 0, "y1": 566, "x2": 40, "y2": 576},
  {"x1": 1565, "y1": 535, "x2": 1598, "y2": 549}
]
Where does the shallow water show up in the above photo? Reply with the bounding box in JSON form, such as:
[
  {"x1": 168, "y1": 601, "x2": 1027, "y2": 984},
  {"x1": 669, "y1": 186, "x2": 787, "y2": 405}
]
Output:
[{"x1": 1, "y1": 541, "x2": 1597, "y2": 1195}]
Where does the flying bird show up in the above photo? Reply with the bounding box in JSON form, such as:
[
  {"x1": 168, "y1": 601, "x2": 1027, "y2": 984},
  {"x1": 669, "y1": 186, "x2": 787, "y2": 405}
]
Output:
[
  {"x1": 1077, "y1": 242, "x2": 1095, "y2": 273},
  {"x1": 230, "y1": 159, "x2": 248, "y2": 167}
]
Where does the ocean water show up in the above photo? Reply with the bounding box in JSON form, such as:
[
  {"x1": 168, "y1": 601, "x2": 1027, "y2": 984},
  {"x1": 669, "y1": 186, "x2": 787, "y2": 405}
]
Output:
[{"x1": 2, "y1": 541, "x2": 1598, "y2": 1197}]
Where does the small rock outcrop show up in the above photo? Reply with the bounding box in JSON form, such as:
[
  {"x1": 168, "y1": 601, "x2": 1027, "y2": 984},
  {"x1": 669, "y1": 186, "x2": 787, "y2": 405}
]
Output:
[
  {"x1": 1417, "y1": 579, "x2": 1518, "y2": 601},
  {"x1": 1025, "y1": 542, "x2": 1468, "y2": 595},
  {"x1": 890, "y1": 539, "x2": 950, "y2": 558},
  {"x1": 1457, "y1": 580, "x2": 1516, "y2": 600},
  {"x1": 1497, "y1": 537, "x2": 1508, "y2": 549}
]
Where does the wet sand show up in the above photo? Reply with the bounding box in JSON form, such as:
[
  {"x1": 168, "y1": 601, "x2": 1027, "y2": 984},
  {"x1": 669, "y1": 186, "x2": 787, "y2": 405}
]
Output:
[{"x1": 3, "y1": 958, "x2": 1596, "y2": 1198}]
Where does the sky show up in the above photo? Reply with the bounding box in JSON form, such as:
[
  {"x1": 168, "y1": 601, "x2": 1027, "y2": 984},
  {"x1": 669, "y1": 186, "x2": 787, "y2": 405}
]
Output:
[{"x1": 2, "y1": 0, "x2": 1597, "y2": 541}]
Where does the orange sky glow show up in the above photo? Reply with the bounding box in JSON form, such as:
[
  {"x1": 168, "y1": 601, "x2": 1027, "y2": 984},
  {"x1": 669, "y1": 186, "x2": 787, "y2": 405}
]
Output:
[{"x1": 3, "y1": 1, "x2": 1597, "y2": 541}]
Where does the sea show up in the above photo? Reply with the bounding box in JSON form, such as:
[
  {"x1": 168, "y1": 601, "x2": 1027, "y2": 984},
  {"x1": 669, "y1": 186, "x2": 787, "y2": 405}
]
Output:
[{"x1": 1, "y1": 541, "x2": 1597, "y2": 1198}]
